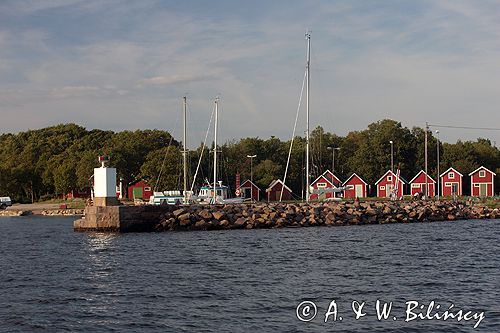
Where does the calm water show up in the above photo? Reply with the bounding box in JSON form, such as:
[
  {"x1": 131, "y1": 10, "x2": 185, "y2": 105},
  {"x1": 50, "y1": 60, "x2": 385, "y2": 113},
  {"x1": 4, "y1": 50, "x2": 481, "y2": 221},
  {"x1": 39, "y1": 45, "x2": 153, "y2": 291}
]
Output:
[{"x1": 0, "y1": 216, "x2": 499, "y2": 333}]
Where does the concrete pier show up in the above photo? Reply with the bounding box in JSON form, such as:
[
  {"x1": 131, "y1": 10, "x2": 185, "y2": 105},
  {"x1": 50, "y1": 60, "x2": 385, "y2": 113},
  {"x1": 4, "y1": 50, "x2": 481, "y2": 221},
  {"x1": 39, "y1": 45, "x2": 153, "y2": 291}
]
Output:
[{"x1": 74, "y1": 205, "x2": 173, "y2": 232}]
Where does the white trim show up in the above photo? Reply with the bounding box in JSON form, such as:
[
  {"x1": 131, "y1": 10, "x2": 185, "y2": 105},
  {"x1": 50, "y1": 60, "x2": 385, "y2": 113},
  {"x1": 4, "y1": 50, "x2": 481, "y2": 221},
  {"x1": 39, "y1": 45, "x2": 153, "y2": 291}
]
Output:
[
  {"x1": 448, "y1": 172, "x2": 454, "y2": 179},
  {"x1": 342, "y1": 173, "x2": 368, "y2": 186},
  {"x1": 322, "y1": 169, "x2": 342, "y2": 185},
  {"x1": 468, "y1": 165, "x2": 496, "y2": 176},
  {"x1": 387, "y1": 175, "x2": 392, "y2": 181},
  {"x1": 240, "y1": 179, "x2": 261, "y2": 190},
  {"x1": 479, "y1": 170, "x2": 486, "y2": 178},
  {"x1": 380, "y1": 186, "x2": 386, "y2": 190},
  {"x1": 409, "y1": 170, "x2": 436, "y2": 184},
  {"x1": 266, "y1": 179, "x2": 292, "y2": 192},
  {"x1": 375, "y1": 170, "x2": 395, "y2": 185},
  {"x1": 440, "y1": 167, "x2": 463, "y2": 178},
  {"x1": 311, "y1": 174, "x2": 334, "y2": 188}
]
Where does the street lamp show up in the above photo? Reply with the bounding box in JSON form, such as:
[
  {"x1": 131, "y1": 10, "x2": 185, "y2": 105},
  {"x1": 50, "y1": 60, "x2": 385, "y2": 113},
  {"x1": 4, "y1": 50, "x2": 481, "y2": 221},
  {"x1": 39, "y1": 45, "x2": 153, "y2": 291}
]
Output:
[
  {"x1": 327, "y1": 147, "x2": 340, "y2": 174},
  {"x1": 389, "y1": 140, "x2": 394, "y2": 173},
  {"x1": 436, "y1": 130, "x2": 440, "y2": 199},
  {"x1": 247, "y1": 154, "x2": 257, "y2": 199}
]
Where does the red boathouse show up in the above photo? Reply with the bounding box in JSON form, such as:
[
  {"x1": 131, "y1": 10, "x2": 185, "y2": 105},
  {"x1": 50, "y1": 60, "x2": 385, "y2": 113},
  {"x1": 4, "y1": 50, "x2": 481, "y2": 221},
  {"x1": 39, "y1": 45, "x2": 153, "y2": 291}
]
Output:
[
  {"x1": 409, "y1": 170, "x2": 436, "y2": 197},
  {"x1": 342, "y1": 173, "x2": 368, "y2": 198},
  {"x1": 266, "y1": 179, "x2": 292, "y2": 202},
  {"x1": 375, "y1": 170, "x2": 406, "y2": 198},
  {"x1": 469, "y1": 166, "x2": 496, "y2": 197},
  {"x1": 440, "y1": 167, "x2": 463, "y2": 197}
]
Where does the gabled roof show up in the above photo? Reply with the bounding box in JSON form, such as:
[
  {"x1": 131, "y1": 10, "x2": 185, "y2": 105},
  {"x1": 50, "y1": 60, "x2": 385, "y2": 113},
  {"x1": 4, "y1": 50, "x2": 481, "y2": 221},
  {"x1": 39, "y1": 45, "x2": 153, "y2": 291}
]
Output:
[
  {"x1": 375, "y1": 170, "x2": 408, "y2": 185},
  {"x1": 240, "y1": 179, "x2": 261, "y2": 190},
  {"x1": 266, "y1": 179, "x2": 292, "y2": 192},
  {"x1": 468, "y1": 165, "x2": 496, "y2": 176},
  {"x1": 322, "y1": 170, "x2": 342, "y2": 184},
  {"x1": 342, "y1": 173, "x2": 368, "y2": 186},
  {"x1": 311, "y1": 173, "x2": 335, "y2": 188},
  {"x1": 129, "y1": 178, "x2": 152, "y2": 186},
  {"x1": 440, "y1": 167, "x2": 463, "y2": 178},
  {"x1": 409, "y1": 170, "x2": 436, "y2": 184}
]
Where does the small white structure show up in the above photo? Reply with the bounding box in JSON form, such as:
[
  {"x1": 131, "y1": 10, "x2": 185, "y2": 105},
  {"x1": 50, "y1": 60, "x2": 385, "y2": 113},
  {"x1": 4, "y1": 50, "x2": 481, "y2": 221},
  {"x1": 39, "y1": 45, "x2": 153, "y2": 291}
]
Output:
[{"x1": 93, "y1": 156, "x2": 118, "y2": 206}]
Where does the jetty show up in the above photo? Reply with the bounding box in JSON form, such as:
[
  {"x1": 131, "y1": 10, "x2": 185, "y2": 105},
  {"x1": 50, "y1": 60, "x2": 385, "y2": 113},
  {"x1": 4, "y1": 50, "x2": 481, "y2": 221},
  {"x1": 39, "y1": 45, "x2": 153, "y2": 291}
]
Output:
[{"x1": 74, "y1": 200, "x2": 499, "y2": 232}]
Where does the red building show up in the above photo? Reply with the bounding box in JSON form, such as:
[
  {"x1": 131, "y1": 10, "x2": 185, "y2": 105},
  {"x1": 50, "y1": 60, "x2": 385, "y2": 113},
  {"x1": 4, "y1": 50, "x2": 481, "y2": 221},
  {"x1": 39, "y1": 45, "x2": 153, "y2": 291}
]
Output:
[
  {"x1": 469, "y1": 166, "x2": 496, "y2": 197},
  {"x1": 375, "y1": 170, "x2": 406, "y2": 198},
  {"x1": 309, "y1": 170, "x2": 342, "y2": 200},
  {"x1": 66, "y1": 188, "x2": 91, "y2": 199},
  {"x1": 409, "y1": 170, "x2": 436, "y2": 197},
  {"x1": 128, "y1": 179, "x2": 153, "y2": 200},
  {"x1": 440, "y1": 167, "x2": 463, "y2": 196},
  {"x1": 342, "y1": 173, "x2": 368, "y2": 198},
  {"x1": 266, "y1": 179, "x2": 292, "y2": 202},
  {"x1": 240, "y1": 180, "x2": 260, "y2": 201}
]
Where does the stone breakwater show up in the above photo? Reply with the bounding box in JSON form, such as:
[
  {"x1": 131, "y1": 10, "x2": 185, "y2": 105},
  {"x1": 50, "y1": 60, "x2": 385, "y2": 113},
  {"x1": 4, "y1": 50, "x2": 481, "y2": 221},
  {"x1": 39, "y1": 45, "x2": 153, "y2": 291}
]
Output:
[
  {"x1": 154, "y1": 201, "x2": 498, "y2": 231},
  {"x1": 75, "y1": 200, "x2": 498, "y2": 232}
]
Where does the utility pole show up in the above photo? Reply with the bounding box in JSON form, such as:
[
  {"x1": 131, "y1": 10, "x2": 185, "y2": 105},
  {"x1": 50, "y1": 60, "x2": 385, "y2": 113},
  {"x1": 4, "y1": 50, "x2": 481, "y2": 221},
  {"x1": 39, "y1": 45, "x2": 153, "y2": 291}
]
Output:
[
  {"x1": 247, "y1": 154, "x2": 256, "y2": 200},
  {"x1": 436, "y1": 130, "x2": 440, "y2": 199},
  {"x1": 390, "y1": 140, "x2": 394, "y2": 173},
  {"x1": 425, "y1": 122, "x2": 429, "y2": 200}
]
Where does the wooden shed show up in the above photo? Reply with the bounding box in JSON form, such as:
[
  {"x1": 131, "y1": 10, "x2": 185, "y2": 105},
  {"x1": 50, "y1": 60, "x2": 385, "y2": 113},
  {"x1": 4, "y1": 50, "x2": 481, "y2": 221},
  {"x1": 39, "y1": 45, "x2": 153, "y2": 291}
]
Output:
[
  {"x1": 469, "y1": 166, "x2": 496, "y2": 197},
  {"x1": 240, "y1": 179, "x2": 261, "y2": 201},
  {"x1": 342, "y1": 173, "x2": 368, "y2": 198},
  {"x1": 440, "y1": 167, "x2": 463, "y2": 197},
  {"x1": 128, "y1": 179, "x2": 153, "y2": 200},
  {"x1": 409, "y1": 170, "x2": 436, "y2": 197},
  {"x1": 375, "y1": 170, "x2": 406, "y2": 198},
  {"x1": 266, "y1": 179, "x2": 292, "y2": 202}
]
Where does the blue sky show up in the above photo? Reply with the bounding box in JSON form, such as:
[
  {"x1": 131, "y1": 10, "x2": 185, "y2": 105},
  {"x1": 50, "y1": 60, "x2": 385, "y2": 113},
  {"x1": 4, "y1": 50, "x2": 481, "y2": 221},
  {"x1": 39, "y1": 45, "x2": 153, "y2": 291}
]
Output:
[{"x1": 1, "y1": 0, "x2": 499, "y2": 147}]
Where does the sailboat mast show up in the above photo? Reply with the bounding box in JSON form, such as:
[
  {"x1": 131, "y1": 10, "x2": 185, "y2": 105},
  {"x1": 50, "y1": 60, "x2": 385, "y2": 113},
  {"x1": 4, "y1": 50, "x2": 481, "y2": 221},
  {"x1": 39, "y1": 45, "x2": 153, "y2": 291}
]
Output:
[
  {"x1": 213, "y1": 97, "x2": 219, "y2": 204},
  {"x1": 305, "y1": 32, "x2": 311, "y2": 203},
  {"x1": 183, "y1": 96, "x2": 187, "y2": 204}
]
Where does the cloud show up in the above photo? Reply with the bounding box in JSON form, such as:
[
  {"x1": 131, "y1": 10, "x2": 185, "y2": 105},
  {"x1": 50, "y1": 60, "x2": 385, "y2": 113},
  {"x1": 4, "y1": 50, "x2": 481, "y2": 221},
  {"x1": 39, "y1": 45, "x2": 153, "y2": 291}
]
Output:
[{"x1": 0, "y1": 1, "x2": 499, "y2": 146}]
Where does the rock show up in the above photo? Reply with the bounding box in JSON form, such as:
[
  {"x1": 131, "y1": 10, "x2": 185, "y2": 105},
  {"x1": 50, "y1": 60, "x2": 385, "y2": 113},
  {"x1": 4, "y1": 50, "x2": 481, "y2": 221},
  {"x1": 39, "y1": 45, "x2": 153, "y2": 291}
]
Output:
[
  {"x1": 173, "y1": 208, "x2": 186, "y2": 217},
  {"x1": 213, "y1": 211, "x2": 226, "y2": 220},
  {"x1": 194, "y1": 220, "x2": 207, "y2": 229},
  {"x1": 180, "y1": 219, "x2": 192, "y2": 227},
  {"x1": 178, "y1": 213, "x2": 190, "y2": 221},
  {"x1": 233, "y1": 218, "x2": 246, "y2": 228},
  {"x1": 198, "y1": 209, "x2": 213, "y2": 220}
]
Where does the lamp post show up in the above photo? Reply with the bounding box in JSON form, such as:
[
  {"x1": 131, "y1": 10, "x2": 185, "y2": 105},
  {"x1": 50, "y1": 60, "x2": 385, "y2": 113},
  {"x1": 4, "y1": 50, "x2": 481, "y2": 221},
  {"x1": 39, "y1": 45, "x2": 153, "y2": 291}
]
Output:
[
  {"x1": 389, "y1": 140, "x2": 394, "y2": 173},
  {"x1": 436, "y1": 130, "x2": 440, "y2": 199},
  {"x1": 247, "y1": 154, "x2": 256, "y2": 199},
  {"x1": 327, "y1": 147, "x2": 341, "y2": 174}
]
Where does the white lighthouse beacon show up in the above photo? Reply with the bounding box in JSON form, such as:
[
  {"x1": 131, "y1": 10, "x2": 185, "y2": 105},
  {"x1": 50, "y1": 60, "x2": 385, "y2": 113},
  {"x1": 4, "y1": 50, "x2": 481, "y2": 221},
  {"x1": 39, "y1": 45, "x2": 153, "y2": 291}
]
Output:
[{"x1": 93, "y1": 156, "x2": 119, "y2": 206}]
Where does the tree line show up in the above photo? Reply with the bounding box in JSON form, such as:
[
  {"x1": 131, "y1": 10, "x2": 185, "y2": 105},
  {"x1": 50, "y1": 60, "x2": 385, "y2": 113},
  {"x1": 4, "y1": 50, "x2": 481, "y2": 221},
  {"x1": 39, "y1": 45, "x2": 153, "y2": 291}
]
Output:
[{"x1": 0, "y1": 120, "x2": 498, "y2": 202}]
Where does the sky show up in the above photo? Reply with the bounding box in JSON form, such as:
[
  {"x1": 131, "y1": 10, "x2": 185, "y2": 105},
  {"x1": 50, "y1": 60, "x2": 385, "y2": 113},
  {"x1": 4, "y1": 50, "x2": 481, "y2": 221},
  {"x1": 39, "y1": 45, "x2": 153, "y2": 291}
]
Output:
[{"x1": 0, "y1": 0, "x2": 499, "y2": 148}]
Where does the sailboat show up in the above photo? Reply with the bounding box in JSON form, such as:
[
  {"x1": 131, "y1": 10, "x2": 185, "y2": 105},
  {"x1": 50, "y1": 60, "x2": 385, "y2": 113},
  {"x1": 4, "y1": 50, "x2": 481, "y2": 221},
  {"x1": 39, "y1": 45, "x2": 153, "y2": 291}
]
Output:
[
  {"x1": 195, "y1": 97, "x2": 244, "y2": 204},
  {"x1": 149, "y1": 97, "x2": 193, "y2": 205}
]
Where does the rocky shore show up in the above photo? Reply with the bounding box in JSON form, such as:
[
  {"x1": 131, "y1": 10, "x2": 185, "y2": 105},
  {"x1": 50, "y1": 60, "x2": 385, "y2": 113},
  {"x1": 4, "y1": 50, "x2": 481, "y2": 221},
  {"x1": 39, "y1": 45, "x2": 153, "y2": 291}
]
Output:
[
  {"x1": 0, "y1": 208, "x2": 84, "y2": 217},
  {"x1": 151, "y1": 200, "x2": 498, "y2": 232},
  {"x1": 0, "y1": 210, "x2": 32, "y2": 217},
  {"x1": 39, "y1": 209, "x2": 84, "y2": 216}
]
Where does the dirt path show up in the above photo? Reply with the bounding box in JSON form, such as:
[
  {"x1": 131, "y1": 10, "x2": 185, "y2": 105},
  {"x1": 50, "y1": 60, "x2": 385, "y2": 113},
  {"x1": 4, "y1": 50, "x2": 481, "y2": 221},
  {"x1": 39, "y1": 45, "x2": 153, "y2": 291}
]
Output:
[{"x1": 6, "y1": 203, "x2": 61, "y2": 213}]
